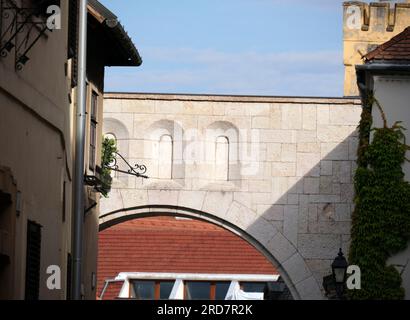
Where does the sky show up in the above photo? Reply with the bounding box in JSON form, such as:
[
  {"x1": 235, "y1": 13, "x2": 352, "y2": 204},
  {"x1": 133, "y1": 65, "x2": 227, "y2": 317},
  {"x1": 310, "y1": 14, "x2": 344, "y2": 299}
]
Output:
[{"x1": 100, "y1": 0, "x2": 353, "y2": 97}]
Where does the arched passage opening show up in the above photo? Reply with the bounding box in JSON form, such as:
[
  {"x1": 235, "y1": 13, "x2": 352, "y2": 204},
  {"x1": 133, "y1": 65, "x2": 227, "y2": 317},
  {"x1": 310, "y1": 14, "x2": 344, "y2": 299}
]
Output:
[{"x1": 99, "y1": 205, "x2": 301, "y2": 300}]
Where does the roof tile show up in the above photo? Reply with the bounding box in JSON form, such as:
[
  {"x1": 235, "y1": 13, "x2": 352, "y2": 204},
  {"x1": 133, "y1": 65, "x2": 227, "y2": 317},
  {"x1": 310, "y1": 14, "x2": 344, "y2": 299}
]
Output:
[{"x1": 365, "y1": 27, "x2": 410, "y2": 62}]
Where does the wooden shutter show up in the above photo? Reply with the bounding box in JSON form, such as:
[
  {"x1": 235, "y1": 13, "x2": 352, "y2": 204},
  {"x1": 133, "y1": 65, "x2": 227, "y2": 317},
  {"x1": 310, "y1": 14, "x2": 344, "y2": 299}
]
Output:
[{"x1": 25, "y1": 221, "x2": 42, "y2": 300}]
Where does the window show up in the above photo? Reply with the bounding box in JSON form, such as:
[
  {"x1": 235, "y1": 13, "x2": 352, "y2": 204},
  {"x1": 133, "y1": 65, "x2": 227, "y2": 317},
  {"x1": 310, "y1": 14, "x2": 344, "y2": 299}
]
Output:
[
  {"x1": 215, "y1": 136, "x2": 229, "y2": 181},
  {"x1": 67, "y1": 0, "x2": 79, "y2": 87},
  {"x1": 158, "y1": 135, "x2": 173, "y2": 179},
  {"x1": 25, "y1": 221, "x2": 42, "y2": 300},
  {"x1": 159, "y1": 281, "x2": 174, "y2": 300},
  {"x1": 185, "y1": 281, "x2": 230, "y2": 300},
  {"x1": 240, "y1": 282, "x2": 267, "y2": 293},
  {"x1": 130, "y1": 280, "x2": 175, "y2": 300},
  {"x1": 130, "y1": 280, "x2": 155, "y2": 300},
  {"x1": 89, "y1": 92, "x2": 98, "y2": 171},
  {"x1": 214, "y1": 282, "x2": 230, "y2": 300}
]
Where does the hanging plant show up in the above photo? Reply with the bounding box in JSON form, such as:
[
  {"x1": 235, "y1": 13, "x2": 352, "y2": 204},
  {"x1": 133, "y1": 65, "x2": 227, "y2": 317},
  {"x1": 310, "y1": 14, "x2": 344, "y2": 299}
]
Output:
[{"x1": 100, "y1": 136, "x2": 118, "y2": 197}]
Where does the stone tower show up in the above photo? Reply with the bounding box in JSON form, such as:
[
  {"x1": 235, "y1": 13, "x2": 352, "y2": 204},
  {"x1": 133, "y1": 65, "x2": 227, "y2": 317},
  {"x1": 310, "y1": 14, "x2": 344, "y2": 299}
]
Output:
[{"x1": 343, "y1": 0, "x2": 410, "y2": 96}]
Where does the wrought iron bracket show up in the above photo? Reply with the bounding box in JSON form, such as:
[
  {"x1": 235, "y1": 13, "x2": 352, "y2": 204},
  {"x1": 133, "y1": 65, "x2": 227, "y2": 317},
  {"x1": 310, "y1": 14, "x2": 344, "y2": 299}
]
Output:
[
  {"x1": 104, "y1": 151, "x2": 149, "y2": 179},
  {"x1": 0, "y1": 0, "x2": 55, "y2": 70}
]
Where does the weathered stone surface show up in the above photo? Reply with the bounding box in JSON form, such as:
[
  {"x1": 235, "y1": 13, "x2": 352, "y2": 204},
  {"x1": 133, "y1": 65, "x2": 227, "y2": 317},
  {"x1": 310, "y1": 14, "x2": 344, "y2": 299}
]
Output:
[
  {"x1": 147, "y1": 190, "x2": 179, "y2": 206},
  {"x1": 178, "y1": 190, "x2": 206, "y2": 210},
  {"x1": 248, "y1": 179, "x2": 272, "y2": 193},
  {"x1": 100, "y1": 189, "x2": 124, "y2": 215},
  {"x1": 340, "y1": 183, "x2": 355, "y2": 202},
  {"x1": 284, "y1": 205, "x2": 299, "y2": 246},
  {"x1": 317, "y1": 125, "x2": 356, "y2": 142},
  {"x1": 272, "y1": 162, "x2": 296, "y2": 177},
  {"x1": 266, "y1": 232, "x2": 297, "y2": 264},
  {"x1": 297, "y1": 130, "x2": 317, "y2": 143},
  {"x1": 319, "y1": 176, "x2": 333, "y2": 194},
  {"x1": 122, "y1": 100, "x2": 155, "y2": 113},
  {"x1": 332, "y1": 161, "x2": 352, "y2": 183},
  {"x1": 202, "y1": 191, "x2": 233, "y2": 217},
  {"x1": 226, "y1": 202, "x2": 257, "y2": 230},
  {"x1": 303, "y1": 105, "x2": 317, "y2": 130},
  {"x1": 282, "y1": 253, "x2": 312, "y2": 285},
  {"x1": 321, "y1": 142, "x2": 349, "y2": 160},
  {"x1": 335, "y1": 203, "x2": 352, "y2": 222},
  {"x1": 317, "y1": 105, "x2": 330, "y2": 125},
  {"x1": 296, "y1": 153, "x2": 321, "y2": 177},
  {"x1": 252, "y1": 116, "x2": 271, "y2": 129},
  {"x1": 260, "y1": 129, "x2": 297, "y2": 143},
  {"x1": 309, "y1": 221, "x2": 351, "y2": 235},
  {"x1": 329, "y1": 105, "x2": 362, "y2": 125},
  {"x1": 258, "y1": 205, "x2": 284, "y2": 221},
  {"x1": 297, "y1": 142, "x2": 320, "y2": 153},
  {"x1": 246, "y1": 219, "x2": 279, "y2": 246},
  {"x1": 320, "y1": 161, "x2": 333, "y2": 176},
  {"x1": 287, "y1": 194, "x2": 299, "y2": 205},
  {"x1": 295, "y1": 276, "x2": 324, "y2": 300},
  {"x1": 298, "y1": 234, "x2": 341, "y2": 259},
  {"x1": 281, "y1": 144, "x2": 297, "y2": 162},
  {"x1": 266, "y1": 143, "x2": 282, "y2": 161},
  {"x1": 281, "y1": 104, "x2": 302, "y2": 129},
  {"x1": 121, "y1": 189, "x2": 148, "y2": 209},
  {"x1": 304, "y1": 178, "x2": 320, "y2": 194},
  {"x1": 305, "y1": 259, "x2": 333, "y2": 291},
  {"x1": 270, "y1": 104, "x2": 282, "y2": 129},
  {"x1": 271, "y1": 177, "x2": 292, "y2": 204},
  {"x1": 250, "y1": 103, "x2": 270, "y2": 116}
]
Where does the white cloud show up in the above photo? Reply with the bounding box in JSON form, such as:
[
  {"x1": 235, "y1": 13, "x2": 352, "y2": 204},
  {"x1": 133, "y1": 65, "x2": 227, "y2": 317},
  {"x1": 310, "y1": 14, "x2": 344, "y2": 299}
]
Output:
[{"x1": 105, "y1": 46, "x2": 344, "y2": 97}]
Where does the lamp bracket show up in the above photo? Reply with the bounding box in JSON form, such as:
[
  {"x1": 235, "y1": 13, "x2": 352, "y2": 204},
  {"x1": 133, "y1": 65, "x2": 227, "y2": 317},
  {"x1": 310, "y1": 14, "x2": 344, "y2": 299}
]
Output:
[
  {"x1": 0, "y1": 0, "x2": 53, "y2": 70},
  {"x1": 103, "y1": 151, "x2": 148, "y2": 179}
]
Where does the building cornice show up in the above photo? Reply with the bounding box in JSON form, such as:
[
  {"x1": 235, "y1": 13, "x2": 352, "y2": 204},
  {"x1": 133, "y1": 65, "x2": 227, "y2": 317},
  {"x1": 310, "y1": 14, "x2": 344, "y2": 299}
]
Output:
[{"x1": 104, "y1": 92, "x2": 361, "y2": 105}]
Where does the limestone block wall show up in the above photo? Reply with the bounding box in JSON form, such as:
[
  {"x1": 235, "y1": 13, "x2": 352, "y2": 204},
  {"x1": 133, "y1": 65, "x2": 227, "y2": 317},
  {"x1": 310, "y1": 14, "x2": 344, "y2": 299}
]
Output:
[{"x1": 100, "y1": 93, "x2": 362, "y2": 299}]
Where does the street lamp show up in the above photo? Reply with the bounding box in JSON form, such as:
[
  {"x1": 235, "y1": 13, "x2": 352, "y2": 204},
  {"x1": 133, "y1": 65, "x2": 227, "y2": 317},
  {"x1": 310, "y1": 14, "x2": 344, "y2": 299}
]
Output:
[{"x1": 331, "y1": 248, "x2": 348, "y2": 299}]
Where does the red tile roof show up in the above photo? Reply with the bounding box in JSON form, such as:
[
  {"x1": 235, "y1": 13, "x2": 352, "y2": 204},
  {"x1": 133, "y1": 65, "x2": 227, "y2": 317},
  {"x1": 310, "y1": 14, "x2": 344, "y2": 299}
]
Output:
[
  {"x1": 365, "y1": 26, "x2": 410, "y2": 62},
  {"x1": 97, "y1": 217, "x2": 278, "y2": 298}
]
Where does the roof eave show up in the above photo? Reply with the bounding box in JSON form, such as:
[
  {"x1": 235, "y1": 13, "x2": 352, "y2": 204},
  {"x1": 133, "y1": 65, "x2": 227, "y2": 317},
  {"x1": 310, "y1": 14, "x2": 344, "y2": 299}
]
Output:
[
  {"x1": 356, "y1": 63, "x2": 410, "y2": 73},
  {"x1": 103, "y1": 21, "x2": 143, "y2": 67},
  {"x1": 88, "y1": 0, "x2": 142, "y2": 67}
]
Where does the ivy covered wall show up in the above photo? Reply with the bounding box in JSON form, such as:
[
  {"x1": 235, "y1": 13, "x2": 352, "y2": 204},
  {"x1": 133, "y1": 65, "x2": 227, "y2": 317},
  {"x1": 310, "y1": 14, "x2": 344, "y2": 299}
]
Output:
[{"x1": 349, "y1": 92, "x2": 410, "y2": 299}]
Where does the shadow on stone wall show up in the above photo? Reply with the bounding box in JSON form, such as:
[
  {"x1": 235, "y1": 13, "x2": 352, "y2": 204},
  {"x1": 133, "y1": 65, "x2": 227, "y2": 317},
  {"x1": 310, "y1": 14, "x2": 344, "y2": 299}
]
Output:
[{"x1": 243, "y1": 132, "x2": 357, "y2": 299}]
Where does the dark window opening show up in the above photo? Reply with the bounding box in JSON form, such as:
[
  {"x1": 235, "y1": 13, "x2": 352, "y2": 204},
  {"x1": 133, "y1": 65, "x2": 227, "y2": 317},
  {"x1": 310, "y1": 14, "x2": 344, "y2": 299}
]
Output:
[
  {"x1": 67, "y1": 0, "x2": 79, "y2": 87},
  {"x1": 25, "y1": 221, "x2": 42, "y2": 300},
  {"x1": 130, "y1": 280, "x2": 155, "y2": 300},
  {"x1": 240, "y1": 282, "x2": 267, "y2": 293},
  {"x1": 185, "y1": 281, "x2": 230, "y2": 300},
  {"x1": 130, "y1": 280, "x2": 175, "y2": 300},
  {"x1": 89, "y1": 91, "x2": 98, "y2": 171}
]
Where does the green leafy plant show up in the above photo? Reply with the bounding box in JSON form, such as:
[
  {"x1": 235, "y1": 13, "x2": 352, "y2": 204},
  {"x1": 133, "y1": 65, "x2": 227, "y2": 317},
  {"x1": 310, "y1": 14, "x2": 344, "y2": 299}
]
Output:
[
  {"x1": 349, "y1": 92, "x2": 410, "y2": 299},
  {"x1": 100, "y1": 136, "x2": 118, "y2": 197}
]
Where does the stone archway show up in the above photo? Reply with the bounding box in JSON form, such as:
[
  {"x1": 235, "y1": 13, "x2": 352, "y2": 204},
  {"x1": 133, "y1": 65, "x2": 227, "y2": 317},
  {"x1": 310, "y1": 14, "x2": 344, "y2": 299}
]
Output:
[{"x1": 99, "y1": 200, "x2": 324, "y2": 300}]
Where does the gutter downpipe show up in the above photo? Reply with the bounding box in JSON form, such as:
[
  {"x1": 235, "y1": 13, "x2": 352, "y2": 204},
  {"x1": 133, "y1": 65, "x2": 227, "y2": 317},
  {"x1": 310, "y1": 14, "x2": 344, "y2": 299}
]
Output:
[{"x1": 72, "y1": 0, "x2": 88, "y2": 300}]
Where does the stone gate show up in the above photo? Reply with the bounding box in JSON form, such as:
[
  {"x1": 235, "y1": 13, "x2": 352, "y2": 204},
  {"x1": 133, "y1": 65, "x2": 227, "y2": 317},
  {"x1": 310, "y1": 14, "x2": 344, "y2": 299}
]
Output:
[{"x1": 99, "y1": 93, "x2": 362, "y2": 300}]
